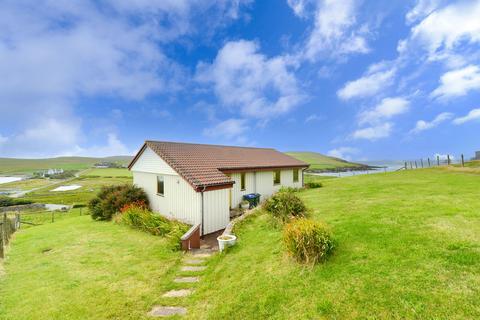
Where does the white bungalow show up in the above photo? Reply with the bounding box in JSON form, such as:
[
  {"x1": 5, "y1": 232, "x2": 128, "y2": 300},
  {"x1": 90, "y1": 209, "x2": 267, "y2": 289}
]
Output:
[{"x1": 128, "y1": 141, "x2": 309, "y2": 235}]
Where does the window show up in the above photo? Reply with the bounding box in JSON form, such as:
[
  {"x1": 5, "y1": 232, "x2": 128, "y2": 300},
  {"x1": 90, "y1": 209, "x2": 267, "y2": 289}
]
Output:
[
  {"x1": 273, "y1": 170, "x2": 281, "y2": 185},
  {"x1": 240, "y1": 173, "x2": 246, "y2": 191},
  {"x1": 293, "y1": 169, "x2": 299, "y2": 182},
  {"x1": 157, "y1": 176, "x2": 164, "y2": 196}
]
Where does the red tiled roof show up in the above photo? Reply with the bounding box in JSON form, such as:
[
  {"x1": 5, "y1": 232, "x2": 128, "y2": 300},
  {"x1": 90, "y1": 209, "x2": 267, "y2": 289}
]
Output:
[{"x1": 129, "y1": 141, "x2": 309, "y2": 191}]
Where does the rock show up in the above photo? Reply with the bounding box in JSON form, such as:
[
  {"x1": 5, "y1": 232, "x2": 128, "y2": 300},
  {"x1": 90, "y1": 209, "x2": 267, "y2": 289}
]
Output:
[
  {"x1": 180, "y1": 266, "x2": 206, "y2": 272},
  {"x1": 174, "y1": 277, "x2": 199, "y2": 283}
]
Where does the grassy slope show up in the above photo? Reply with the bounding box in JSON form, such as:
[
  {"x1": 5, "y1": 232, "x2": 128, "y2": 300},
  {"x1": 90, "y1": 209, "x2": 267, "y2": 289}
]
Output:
[
  {"x1": 81, "y1": 168, "x2": 132, "y2": 177},
  {"x1": 0, "y1": 156, "x2": 132, "y2": 174},
  {"x1": 23, "y1": 176, "x2": 132, "y2": 205},
  {"x1": 286, "y1": 151, "x2": 363, "y2": 170},
  {"x1": 186, "y1": 169, "x2": 480, "y2": 319},
  {"x1": 0, "y1": 216, "x2": 184, "y2": 320}
]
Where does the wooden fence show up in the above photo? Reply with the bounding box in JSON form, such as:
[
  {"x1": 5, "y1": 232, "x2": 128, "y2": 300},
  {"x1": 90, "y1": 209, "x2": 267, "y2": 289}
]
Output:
[{"x1": 0, "y1": 213, "x2": 20, "y2": 259}]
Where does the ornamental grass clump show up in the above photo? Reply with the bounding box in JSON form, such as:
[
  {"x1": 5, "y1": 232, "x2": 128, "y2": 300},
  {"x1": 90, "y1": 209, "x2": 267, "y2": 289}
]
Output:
[
  {"x1": 115, "y1": 202, "x2": 189, "y2": 250},
  {"x1": 283, "y1": 218, "x2": 335, "y2": 264},
  {"x1": 262, "y1": 189, "x2": 307, "y2": 223}
]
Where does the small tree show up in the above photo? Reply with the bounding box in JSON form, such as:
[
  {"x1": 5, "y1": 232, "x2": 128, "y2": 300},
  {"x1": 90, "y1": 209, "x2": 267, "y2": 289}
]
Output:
[{"x1": 88, "y1": 184, "x2": 149, "y2": 221}]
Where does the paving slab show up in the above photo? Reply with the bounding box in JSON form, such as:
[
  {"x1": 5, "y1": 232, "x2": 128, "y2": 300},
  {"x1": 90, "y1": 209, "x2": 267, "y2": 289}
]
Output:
[
  {"x1": 162, "y1": 289, "x2": 193, "y2": 298},
  {"x1": 180, "y1": 266, "x2": 206, "y2": 272},
  {"x1": 148, "y1": 306, "x2": 187, "y2": 317},
  {"x1": 183, "y1": 259, "x2": 204, "y2": 265},
  {"x1": 174, "y1": 277, "x2": 199, "y2": 283}
]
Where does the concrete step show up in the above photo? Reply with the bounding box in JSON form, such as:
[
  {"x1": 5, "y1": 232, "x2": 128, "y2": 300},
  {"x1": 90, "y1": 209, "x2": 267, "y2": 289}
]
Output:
[
  {"x1": 162, "y1": 289, "x2": 193, "y2": 298},
  {"x1": 174, "y1": 277, "x2": 199, "y2": 283},
  {"x1": 148, "y1": 306, "x2": 187, "y2": 317},
  {"x1": 180, "y1": 266, "x2": 206, "y2": 272},
  {"x1": 183, "y1": 259, "x2": 204, "y2": 265}
]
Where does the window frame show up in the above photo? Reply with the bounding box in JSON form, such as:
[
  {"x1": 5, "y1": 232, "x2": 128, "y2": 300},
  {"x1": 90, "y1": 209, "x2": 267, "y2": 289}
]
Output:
[
  {"x1": 157, "y1": 175, "x2": 165, "y2": 196},
  {"x1": 273, "y1": 170, "x2": 281, "y2": 185},
  {"x1": 240, "y1": 172, "x2": 246, "y2": 191},
  {"x1": 293, "y1": 169, "x2": 299, "y2": 183}
]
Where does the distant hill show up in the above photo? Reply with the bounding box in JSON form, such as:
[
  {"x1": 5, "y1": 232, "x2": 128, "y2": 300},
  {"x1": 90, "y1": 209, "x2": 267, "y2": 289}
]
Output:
[
  {"x1": 0, "y1": 156, "x2": 133, "y2": 174},
  {"x1": 286, "y1": 151, "x2": 366, "y2": 171}
]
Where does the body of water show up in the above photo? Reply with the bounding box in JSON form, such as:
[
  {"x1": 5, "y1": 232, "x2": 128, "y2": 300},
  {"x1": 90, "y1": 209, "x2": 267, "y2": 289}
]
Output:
[{"x1": 0, "y1": 176, "x2": 23, "y2": 184}]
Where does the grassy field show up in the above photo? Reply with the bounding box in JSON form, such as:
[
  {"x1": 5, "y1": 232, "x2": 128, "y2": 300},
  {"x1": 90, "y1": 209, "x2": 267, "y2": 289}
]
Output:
[
  {"x1": 81, "y1": 168, "x2": 132, "y2": 177},
  {"x1": 23, "y1": 176, "x2": 132, "y2": 205},
  {"x1": 0, "y1": 216, "x2": 184, "y2": 320},
  {"x1": 0, "y1": 156, "x2": 132, "y2": 174},
  {"x1": 8, "y1": 208, "x2": 86, "y2": 229},
  {"x1": 287, "y1": 151, "x2": 364, "y2": 171},
  {"x1": 0, "y1": 178, "x2": 54, "y2": 192},
  {"x1": 184, "y1": 169, "x2": 480, "y2": 319},
  {"x1": 2, "y1": 169, "x2": 479, "y2": 319}
]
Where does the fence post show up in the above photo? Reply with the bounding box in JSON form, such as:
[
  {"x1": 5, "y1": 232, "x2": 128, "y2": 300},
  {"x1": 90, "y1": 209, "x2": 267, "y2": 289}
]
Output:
[
  {"x1": 405, "y1": 161, "x2": 407, "y2": 170},
  {"x1": 447, "y1": 155, "x2": 451, "y2": 165},
  {"x1": 428, "y1": 158, "x2": 431, "y2": 167},
  {"x1": 415, "y1": 161, "x2": 418, "y2": 169},
  {"x1": 437, "y1": 155, "x2": 440, "y2": 166},
  {"x1": 421, "y1": 159, "x2": 424, "y2": 168},
  {"x1": 461, "y1": 154, "x2": 465, "y2": 167},
  {"x1": 0, "y1": 222, "x2": 3, "y2": 259}
]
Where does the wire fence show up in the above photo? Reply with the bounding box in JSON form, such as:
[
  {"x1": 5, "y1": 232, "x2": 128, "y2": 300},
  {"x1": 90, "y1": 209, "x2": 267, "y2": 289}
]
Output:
[{"x1": 402, "y1": 154, "x2": 475, "y2": 170}]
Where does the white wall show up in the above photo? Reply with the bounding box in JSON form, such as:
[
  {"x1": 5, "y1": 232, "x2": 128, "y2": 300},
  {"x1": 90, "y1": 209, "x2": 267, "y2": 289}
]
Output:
[
  {"x1": 229, "y1": 172, "x2": 256, "y2": 208},
  {"x1": 133, "y1": 171, "x2": 201, "y2": 226},
  {"x1": 131, "y1": 147, "x2": 177, "y2": 175},
  {"x1": 202, "y1": 189, "x2": 230, "y2": 234}
]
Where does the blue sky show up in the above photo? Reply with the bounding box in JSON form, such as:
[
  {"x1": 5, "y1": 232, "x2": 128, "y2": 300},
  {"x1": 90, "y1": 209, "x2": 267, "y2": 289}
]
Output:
[{"x1": 1, "y1": 0, "x2": 480, "y2": 161}]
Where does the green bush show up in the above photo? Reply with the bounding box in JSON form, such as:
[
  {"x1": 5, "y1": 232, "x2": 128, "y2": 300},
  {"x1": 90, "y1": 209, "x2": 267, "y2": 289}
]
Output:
[
  {"x1": 88, "y1": 184, "x2": 149, "y2": 221},
  {"x1": 0, "y1": 196, "x2": 33, "y2": 207},
  {"x1": 304, "y1": 182, "x2": 323, "y2": 189},
  {"x1": 283, "y1": 218, "x2": 335, "y2": 264},
  {"x1": 115, "y1": 203, "x2": 189, "y2": 250},
  {"x1": 263, "y1": 190, "x2": 307, "y2": 222}
]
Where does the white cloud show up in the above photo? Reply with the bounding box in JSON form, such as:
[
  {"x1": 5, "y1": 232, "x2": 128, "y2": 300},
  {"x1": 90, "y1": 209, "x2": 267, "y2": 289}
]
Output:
[
  {"x1": 431, "y1": 65, "x2": 480, "y2": 99},
  {"x1": 453, "y1": 108, "x2": 480, "y2": 125},
  {"x1": 76, "y1": 133, "x2": 130, "y2": 157},
  {"x1": 408, "y1": 1, "x2": 480, "y2": 61},
  {"x1": 305, "y1": 114, "x2": 322, "y2": 123},
  {"x1": 0, "y1": 1, "x2": 250, "y2": 157},
  {"x1": 410, "y1": 112, "x2": 454, "y2": 133},
  {"x1": 300, "y1": 0, "x2": 369, "y2": 61},
  {"x1": 287, "y1": 0, "x2": 310, "y2": 17},
  {"x1": 196, "y1": 40, "x2": 305, "y2": 119},
  {"x1": 406, "y1": 0, "x2": 446, "y2": 25},
  {"x1": 0, "y1": 134, "x2": 8, "y2": 145},
  {"x1": 352, "y1": 123, "x2": 393, "y2": 141},
  {"x1": 358, "y1": 97, "x2": 410, "y2": 125},
  {"x1": 327, "y1": 147, "x2": 359, "y2": 160},
  {"x1": 337, "y1": 64, "x2": 396, "y2": 100},
  {"x1": 203, "y1": 118, "x2": 249, "y2": 141}
]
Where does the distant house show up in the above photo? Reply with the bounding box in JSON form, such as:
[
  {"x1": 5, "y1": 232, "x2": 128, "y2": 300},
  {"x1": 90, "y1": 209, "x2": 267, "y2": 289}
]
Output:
[
  {"x1": 128, "y1": 141, "x2": 309, "y2": 235},
  {"x1": 475, "y1": 151, "x2": 480, "y2": 160},
  {"x1": 35, "y1": 168, "x2": 64, "y2": 178}
]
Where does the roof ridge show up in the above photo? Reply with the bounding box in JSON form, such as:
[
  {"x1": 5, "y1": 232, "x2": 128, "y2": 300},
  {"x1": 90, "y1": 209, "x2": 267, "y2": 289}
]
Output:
[{"x1": 145, "y1": 140, "x2": 275, "y2": 150}]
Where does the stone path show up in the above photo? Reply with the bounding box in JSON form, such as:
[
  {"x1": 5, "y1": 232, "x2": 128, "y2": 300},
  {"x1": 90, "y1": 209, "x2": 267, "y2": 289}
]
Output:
[{"x1": 147, "y1": 248, "x2": 215, "y2": 317}]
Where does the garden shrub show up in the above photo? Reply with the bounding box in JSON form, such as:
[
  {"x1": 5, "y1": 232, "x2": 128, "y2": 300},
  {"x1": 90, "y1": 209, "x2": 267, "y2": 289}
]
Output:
[
  {"x1": 304, "y1": 181, "x2": 323, "y2": 189},
  {"x1": 115, "y1": 202, "x2": 189, "y2": 250},
  {"x1": 263, "y1": 189, "x2": 307, "y2": 222},
  {"x1": 283, "y1": 218, "x2": 335, "y2": 264},
  {"x1": 88, "y1": 184, "x2": 149, "y2": 220},
  {"x1": 279, "y1": 186, "x2": 300, "y2": 193}
]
